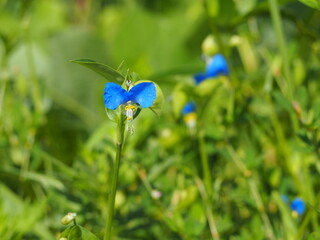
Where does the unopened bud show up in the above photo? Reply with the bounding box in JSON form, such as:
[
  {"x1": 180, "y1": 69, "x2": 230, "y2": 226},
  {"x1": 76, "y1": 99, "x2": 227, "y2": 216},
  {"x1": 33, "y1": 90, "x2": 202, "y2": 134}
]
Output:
[
  {"x1": 202, "y1": 35, "x2": 219, "y2": 56},
  {"x1": 61, "y1": 212, "x2": 77, "y2": 225}
]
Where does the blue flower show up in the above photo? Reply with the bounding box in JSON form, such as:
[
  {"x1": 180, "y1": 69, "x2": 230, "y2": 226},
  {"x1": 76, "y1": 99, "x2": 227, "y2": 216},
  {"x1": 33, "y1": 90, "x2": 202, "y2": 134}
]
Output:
[
  {"x1": 182, "y1": 102, "x2": 196, "y2": 115},
  {"x1": 194, "y1": 54, "x2": 229, "y2": 84},
  {"x1": 291, "y1": 197, "x2": 306, "y2": 216},
  {"x1": 182, "y1": 102, "x2": 197, "y2": 132},
  {"x1": 104, "y1": 82, "x2": 156, "y2": 120}
]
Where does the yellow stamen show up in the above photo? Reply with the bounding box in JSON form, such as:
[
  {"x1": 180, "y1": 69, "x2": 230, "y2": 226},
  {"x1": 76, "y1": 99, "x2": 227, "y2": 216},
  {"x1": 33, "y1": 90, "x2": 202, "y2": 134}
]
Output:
[
  {"x1": 124, "y1": 105, "x2": 137, "y2": 120},
  {"x1": 183, "y1": 112, "x2": 197, "y2": 125},
  {"x1": 291, "y1": 210, "x2": 298, "y2": 218}
]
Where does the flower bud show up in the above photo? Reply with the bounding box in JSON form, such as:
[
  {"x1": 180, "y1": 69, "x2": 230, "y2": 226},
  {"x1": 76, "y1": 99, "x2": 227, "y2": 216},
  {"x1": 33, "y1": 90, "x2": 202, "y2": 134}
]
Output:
[
  {"x1": 151, "y1": 190, "x2": 162, "y2": 199},
  {"x1": 61, "y1": 212, "x2": 77, "y2": 225},
  {"x1": 202, "y1": 35, "x2": 219, "y2": 56}
]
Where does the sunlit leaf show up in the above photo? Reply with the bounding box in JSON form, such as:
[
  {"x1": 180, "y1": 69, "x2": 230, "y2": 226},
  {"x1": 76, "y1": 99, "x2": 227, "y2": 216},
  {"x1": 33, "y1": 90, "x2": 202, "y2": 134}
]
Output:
[
  {"x1": 172, "y1": 85, "x2": 188, "y2": 118},
  {"x1": 70, "y1": 59, "x2": 125, "y2": 83},
  {"x1": 68, "y1": 225, "x2": 82, "y2": 240},
  {"x1": 79, "y1": 226, "x2": 101, "y2": 240},
  {"x1": 299, "y1": 0, "x2": 320, "y2": 9},
  {"x1": 206, "y1": 0, "x2": 219, "y2": 17}
]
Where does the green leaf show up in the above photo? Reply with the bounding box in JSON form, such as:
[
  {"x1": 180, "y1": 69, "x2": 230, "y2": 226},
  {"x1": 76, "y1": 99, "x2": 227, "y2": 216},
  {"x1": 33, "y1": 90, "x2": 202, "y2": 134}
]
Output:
[
  {"x1": 185, "y1": 203, "x2": 206, "y2": 236},
  {"x1": 272, "y1": 91, "x2": 293, "y2": 113},
  {"x1": 298, "y1": 0, "x2": 320, "y2": 9},
  {"x1": 105, "y1": 107, "x2": 118, "y2": 123},
  {"x1": 70, "y1": 59, "x2": 125, "y2": 83},
  {"x1": 79, "y1": 226, "x2": 101, "y2": 240},
  {"x1": 207, "y1": 0, "x2": 219, "y2": 17},
  {"x1": 68, "y1": 225, "x2": 82, "y2": 240},
  {"x1": 195, "y1": 76, "x2": 223, "y2": 97},
  {"x1": 172, "y1": 85, "x2": 188, "y2": 119},
  {"x1": 129, "y1": 72, "x2": 142, "y2": 82},
  {"x1": 59, "y1": 226, "x2": 73, "y2": 238},
  {"x1": 234, "y1": 0, "x2": 256, "y2": 15}
]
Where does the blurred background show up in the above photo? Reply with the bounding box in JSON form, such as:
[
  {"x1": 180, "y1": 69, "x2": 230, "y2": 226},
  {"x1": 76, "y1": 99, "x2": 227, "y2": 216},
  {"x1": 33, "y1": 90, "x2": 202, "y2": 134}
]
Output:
[{"x1": 1, "y1": 0, "x2": 320, "y2": 239}]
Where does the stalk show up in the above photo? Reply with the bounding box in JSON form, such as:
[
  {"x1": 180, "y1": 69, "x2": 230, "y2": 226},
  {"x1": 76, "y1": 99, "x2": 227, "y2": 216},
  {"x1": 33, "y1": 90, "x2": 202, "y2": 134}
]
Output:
[
  {"x1": 195, "y1": 177, "x2": 219, "y2": 240},
  {"x1": 268, "y1": 0, "x2": 293, "y2": 100},
  {"x1": 198, "y1": 130, "x2": 212, "y2": 199},
  {"x1": 197, "y1": 128, "x2": 219, "y2": 239},
  {"x1": 104, "y1": 113, "x2": 125, "y2": 240}
]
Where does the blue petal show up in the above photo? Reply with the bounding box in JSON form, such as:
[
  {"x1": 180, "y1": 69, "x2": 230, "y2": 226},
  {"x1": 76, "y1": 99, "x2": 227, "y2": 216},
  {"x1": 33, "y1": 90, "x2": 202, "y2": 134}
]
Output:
[
  {"x1": 206, "y1": 54, "x2": 230, "y2": 77},
  {"x1": 291, "y1": 198, "x2": 306, "y2": 215},
  {"x1": 182, "y1": 102, "x2": 196, "y2": 115},
  {"x1": 194, "y1": 73, "x2": 208, "y2": 85},
  {"x1": 104, "y1": 82, "x2": 129, "y2": 110},
  {"x1": 129, "y1": 82, "x2": 156, "y2": 108}
]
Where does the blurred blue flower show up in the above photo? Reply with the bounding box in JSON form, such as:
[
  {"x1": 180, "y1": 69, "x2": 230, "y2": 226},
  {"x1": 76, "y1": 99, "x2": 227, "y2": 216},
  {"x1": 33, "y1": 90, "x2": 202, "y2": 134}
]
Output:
[
  {"x1": 194, "y1": 54, "x2": 230, "y2": 84},
  {"x1": 182, "y1": 102, "x2": 196, "y2": 115},
  {"x1": 291, "y1": 197, "x2": 306, "y2": 216},
  {"x1": 182, "y1": 102, "x2": 196, "y2": 133}
]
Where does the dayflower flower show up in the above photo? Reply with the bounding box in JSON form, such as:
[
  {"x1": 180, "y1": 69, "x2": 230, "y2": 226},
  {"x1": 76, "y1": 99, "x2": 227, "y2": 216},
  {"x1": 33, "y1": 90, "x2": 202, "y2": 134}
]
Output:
[
  {"x1": 194, "y1": 54, "x2": 230, "y2": 85},
  {"x1": 104, "y1": 81, "x2": 156, "y2": 134},
  {"x1": 290, "y1": 197, "x2": 306, "y2": 218},
  {"x1": 182, "y1": 102, "x2": 197, "y2": 133}
]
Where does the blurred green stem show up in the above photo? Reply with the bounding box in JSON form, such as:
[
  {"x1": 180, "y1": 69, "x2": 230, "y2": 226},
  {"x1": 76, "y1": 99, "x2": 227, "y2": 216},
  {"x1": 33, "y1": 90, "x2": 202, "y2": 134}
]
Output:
[
  {"x1": 202, "y1": 0, "x2": 225, "y2": 56},
  {"x1": 26, "y1": 41, "x2": 44, "y2": 114},
  {"x1": 197, "y1": 130, "x2": 219, "y2": 239},
  {"x1": 195, "y1": 177, "x2": 220, "y2": 240},
  {"x1": 198, "y1": 130, "x2": 212, "y2": 199},
  {"x1": 104, "y1": 112, "x2": 125, "y2": 240},
  {"x1": 297, "y1": 191, "x2": 320, "y2": 239},
  {"x1": 268, "y1": 0, "x2": 293, "y2": 100},
  {"x1": 0, "y1": 54, "x2": 8, "y2": 120}
]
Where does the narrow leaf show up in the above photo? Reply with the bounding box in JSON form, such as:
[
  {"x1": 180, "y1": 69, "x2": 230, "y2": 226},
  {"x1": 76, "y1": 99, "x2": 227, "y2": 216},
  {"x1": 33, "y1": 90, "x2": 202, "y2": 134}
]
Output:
[
  {"x1": 68, "y1": 225, "x2": 82, "y2": 240},
  {"x1": 299, "y1": 0, "x2": 320, "y2": 9},
  {"x1": 70, "y1": 59, "x2": 125, "y2": 83}
]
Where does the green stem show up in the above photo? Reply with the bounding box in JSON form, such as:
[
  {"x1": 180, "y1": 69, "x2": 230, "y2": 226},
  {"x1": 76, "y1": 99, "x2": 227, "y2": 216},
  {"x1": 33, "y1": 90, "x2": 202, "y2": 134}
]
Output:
[
  {"x1": 249, "y1": 179, "x2": 276, "y2": 240},
  {"x1": 104, "y1": 114, "x2": 125, "y2": 240},
  {"x1": 268, "y1": 0, "x2": 293, "y2": 100},
  {"x1": 198, "y1": 130, "x2": 212, "y2": 199},
  {"x1": 195, "y1": 177, "x2": 219, "y2": 240},
  {"x1": 0, "y1": 55, "x2": 8, "y2": 120},
  {"x1": 202, "y1": 0, "x2": 225, "y2": 56}
]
